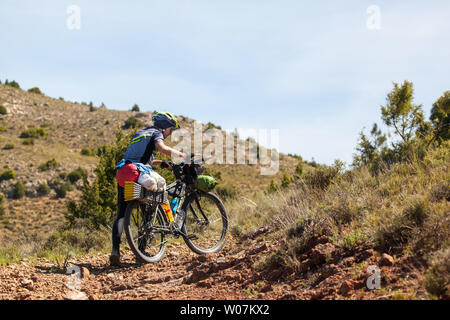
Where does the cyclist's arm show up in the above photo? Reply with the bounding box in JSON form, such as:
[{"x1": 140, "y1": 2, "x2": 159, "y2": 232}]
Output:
[{"x1": 155, "y1": 140, "x2": 185, "y2": 159}]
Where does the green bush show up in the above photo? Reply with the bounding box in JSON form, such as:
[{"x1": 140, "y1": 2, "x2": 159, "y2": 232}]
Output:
[
  {"x1": 66, "y1": 129, "x2": 134, "y2": 228},
  {"x1": 302, "y1": 162, "x2": 342, "y2": 190},
  {"x1": 0, "y1": 170, "x2": 16, "y2": 181},
  {"x1": 81, "y1": 147, "x2": 96, "y2": 156},
  {"x1": 0, "y1": 193, "x2": 5, "y2": 218},
  {"x1": 12, "y1": 182, "x2": 25, "y2": 199},
  {"x1": 38, "y1": 159, "x2": 58, "y2": 171},
  {"x1": 2, "y1": 143, "x2": 14, "y2": 150},
  {"x1": 205, "y1": 122, "x2": 222, "y2": 130},
  {"x1": 27, "y1": 87, "x2": 43, "y2": 94},
  {"x1": 0, "y1": 105, "x2": 7, "y2": 115},
  {"x1": 22, "y1": 138, "x2": 34, "y2": 145},
  {"x1": 55, "y1": 182, "x2": 73, "y2": 198},
  {"x1": 37, "y1": 183, "x2": 50, "y2": 196},
  {"x1": 131, "y1": 104, "x2": 140, "y2": 112},
  {"x1": 0, "y1": 126, "x2": 6, "y2": 132},
  {"x1": 424, "y1": 248, "x2": 450, "y2": 298},
  {"x1": 4, "y1": 80, "x2": 20, "y2": 89},
  {"x1": 20, "y1": 128, "x2": 47, "y2": 138},
  {"x1": 122, "y1": 117, "x2": 143, "y2": 129},
  {"x1": 67, "y1": 167, "x2": 88, "y2": 184}
]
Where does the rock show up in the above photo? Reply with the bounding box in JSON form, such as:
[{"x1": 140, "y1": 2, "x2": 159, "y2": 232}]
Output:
[
  {"x1": 338, "y1": 280, "x2": 353, "y2": 295},
  {"x1": 310, "y1": 243, "x2": 336, "y2": 266},
  {"x1": 379, "y1": 253, "x2": 394, "y2": 267},
  {"x1": 317, "y1": 235, "x2": 329, "y2": 244},
  {"x1": 321, "y1": 264, "x2": 340, "y2": 278},
  {"x1": 20, "y1": 279, "x2": 33, "y2": 290},
  {"x1": 298, "y1": 259, "x2": 311, "y2": 273},
  {"x1": 267, "y1": 269, "x2": 283, "y2": 281},
  {"x1": 80, "y1": 267, "x2": 90, "y2": 279},
  {"x1": 216, "y1": 257, "x2": 227, "y2": 264},
  {"x1": 64, "y1": 291, "x2": 88, "y2": 300}
]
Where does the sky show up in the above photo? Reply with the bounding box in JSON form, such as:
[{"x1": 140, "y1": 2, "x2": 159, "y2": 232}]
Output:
[{"x1": 1, "y1": 1, "x2": 449, "y2": 165}]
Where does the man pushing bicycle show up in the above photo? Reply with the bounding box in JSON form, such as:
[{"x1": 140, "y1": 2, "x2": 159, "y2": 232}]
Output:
[{"x1": 110, "y1": 111, "x2": 186, "y2": 266}]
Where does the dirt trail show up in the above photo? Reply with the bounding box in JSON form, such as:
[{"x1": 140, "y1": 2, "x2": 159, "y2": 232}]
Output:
[{"x1": 0, "y1": 235, "x2": 430, "y2": 300}]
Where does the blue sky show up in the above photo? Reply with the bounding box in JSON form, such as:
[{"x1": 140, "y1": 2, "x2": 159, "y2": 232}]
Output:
[{"x1": 1, "y1": 1, "x2": 449, "y2": 165}]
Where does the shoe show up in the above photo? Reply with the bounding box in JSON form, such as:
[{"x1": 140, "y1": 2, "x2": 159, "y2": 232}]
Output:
[{"x1": 109, "y1": 253, "x2": 120, "y2": 266}]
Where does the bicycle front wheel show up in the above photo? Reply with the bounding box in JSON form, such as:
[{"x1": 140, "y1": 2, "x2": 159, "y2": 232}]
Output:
[
  {"x1": 124, "y1": 201, "x2": 168, "y2": 263},
  {"x1": 181, "y1": 192, "x2": 229, "y2": 254}
]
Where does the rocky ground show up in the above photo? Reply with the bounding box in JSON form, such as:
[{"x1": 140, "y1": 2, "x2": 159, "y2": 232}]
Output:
[{"x1": 0, "y1": 232, "x2": 431, "y2": 300}]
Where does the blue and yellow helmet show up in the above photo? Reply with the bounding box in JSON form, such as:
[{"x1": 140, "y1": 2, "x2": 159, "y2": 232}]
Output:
[{"x1": 152, "y1": 111, "x2": 180, "y2": 130}]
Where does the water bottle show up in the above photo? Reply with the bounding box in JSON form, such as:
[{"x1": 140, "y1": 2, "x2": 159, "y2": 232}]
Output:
[{"x1": 170, "y1": 198, "x2": 179, "y2": 214}]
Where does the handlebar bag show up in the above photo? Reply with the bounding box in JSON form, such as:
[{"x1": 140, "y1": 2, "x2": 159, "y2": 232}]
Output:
[{"x1": 195, "y1": 175, "x2": 218, "y2": 192}]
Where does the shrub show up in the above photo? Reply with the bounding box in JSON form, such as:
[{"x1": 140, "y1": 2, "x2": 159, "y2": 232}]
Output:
[
  {"x1": 0, "y1": 170, "x2": 16, "y2": 181},
  {"x1": 27, "y1": 87, "x2": 43, "y2": 94},
  {"x1": 205, "y1": 122, "x2": 222, "y2": 130},
  {"x1": 266, "y1": 179, "x2": 279, "y2": 194},
  {"x1": 12, "y1": 182, "x2": 25, "y2": 199},
  {"x1": 67, "y1": 167, "x2": 88, "y2": 184},
  {"x1": 20, "y1": 128, "x2": 47, "y2": 138},
  {"x1": 215, "y1": 185, "x2": 237, "y2": 201},
  {"x1": 37, "y1": 183, "x2": 50, "y2": 196},
  {"x1": 280, "y1": 172, "x2": 293, "y2": 189},
  {"x1": 131, "y1": 104, "x2": 140, "y2": 112},
  {"x1": 122, "y1": 117, "x2": 143, "y2": 129},
  {"x1": 0, "y1": 193, "x2": 5, "y2": 218},
  {"x1": 302, "y1": 161, "x2": 343, "y2": 190},
  {"x1": 0, "y1": 126, "x2": 6, "y2": 132},
  {"x1": 424, "y1": 248, "x2": 450, "y2": 298},
  {"x1": 66, "y1": 129, "x2": 134, "y2": 228},
  {"x1": 4, "y1": 79, "x2": 20, "y2": 89},
  {"x1": 0, "y1": 105, "x2": 7, "y2": 115},
  {"x1": 2, "y1": 143, "x2": 14, "y2": 150},
  {"x1": 55, "y1": 182, "x2": 73, "y2": 198},
  {"x1": 81, "y1": 147, "x2": 96, "y2": 156},
  {"x1": 22, "y1": 138, "x2": 34, "y2": 145},
  {"x1": 38, "y1": 159, "x2": 58, "y2": 171}
]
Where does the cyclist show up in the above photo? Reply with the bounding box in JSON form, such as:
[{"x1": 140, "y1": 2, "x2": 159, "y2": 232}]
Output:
[{"x1": 110, "y1": 111, "x2": 186, "y2": 266}]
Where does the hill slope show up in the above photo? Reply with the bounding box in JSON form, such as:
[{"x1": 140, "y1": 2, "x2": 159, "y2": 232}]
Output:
[{"x1": 0, "y1": 83, "x2": 299, "y2": 244}]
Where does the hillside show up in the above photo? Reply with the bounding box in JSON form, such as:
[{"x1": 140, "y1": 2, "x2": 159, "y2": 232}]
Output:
[
  {"x1": 0, "y1": 82, "x2": 448, "y2": 301},
  {"x1": 0, "y1": 83, "x2": 299, "y2": 244}
]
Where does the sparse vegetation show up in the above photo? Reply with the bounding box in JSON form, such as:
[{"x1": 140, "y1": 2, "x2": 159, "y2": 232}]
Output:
[
  {"x1": 38, "y1": 159, "x2": 58, "y2": 171},
  {"x1": 20, "y1": 128, "x2": 47, "y2": 139},
  {"x1": 2, "y1": 143, "x2": 14, "y2": 150},
  {"x1": 37, "y1": 183, "x2": 51, "y2": 196},
  {"x1": 67, "y1": 167, "x2": 88, "y2": 184},
  {"x1": 12, "y1": 182, "x2": 25, "y2": 199},
  {"x1": 66, "y1": 129, "x2": 133, "y2": 228},
  {"x1": 28, "y1": 87, "x2": 43, "y2": 94},
  {"x1": 22, "y1": 138, "x2": 34, "y2": 145},
  {"x1": 122, "y1": 116, "x2": 144, "y2": 129},
  {"x1": 0, "y1": 170, "x2": 16, "y2": 181},
  {"x1": 81, "y1": 147, "x2": 96, "y2": 156},
  {"x1": 4, "y1": 79, "x2": 20, "y2": 89},
  {"x1": 0, "y1": 105, "x2": 7, "y2": 115},
  {"x1": 0, "y1": 193, "x2": 5, "y2": 218},
  {"x1": 55, "y1": 182, "x2": 73, "y2": 198}
]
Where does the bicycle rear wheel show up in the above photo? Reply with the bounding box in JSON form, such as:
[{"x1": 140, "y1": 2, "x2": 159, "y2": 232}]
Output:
[
  {"x1": 124, "y1": 200, "x2": 168, "y2": 263},
  {"x1": 181, "y1": 192, "x2": 229, "y2": 254}
]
